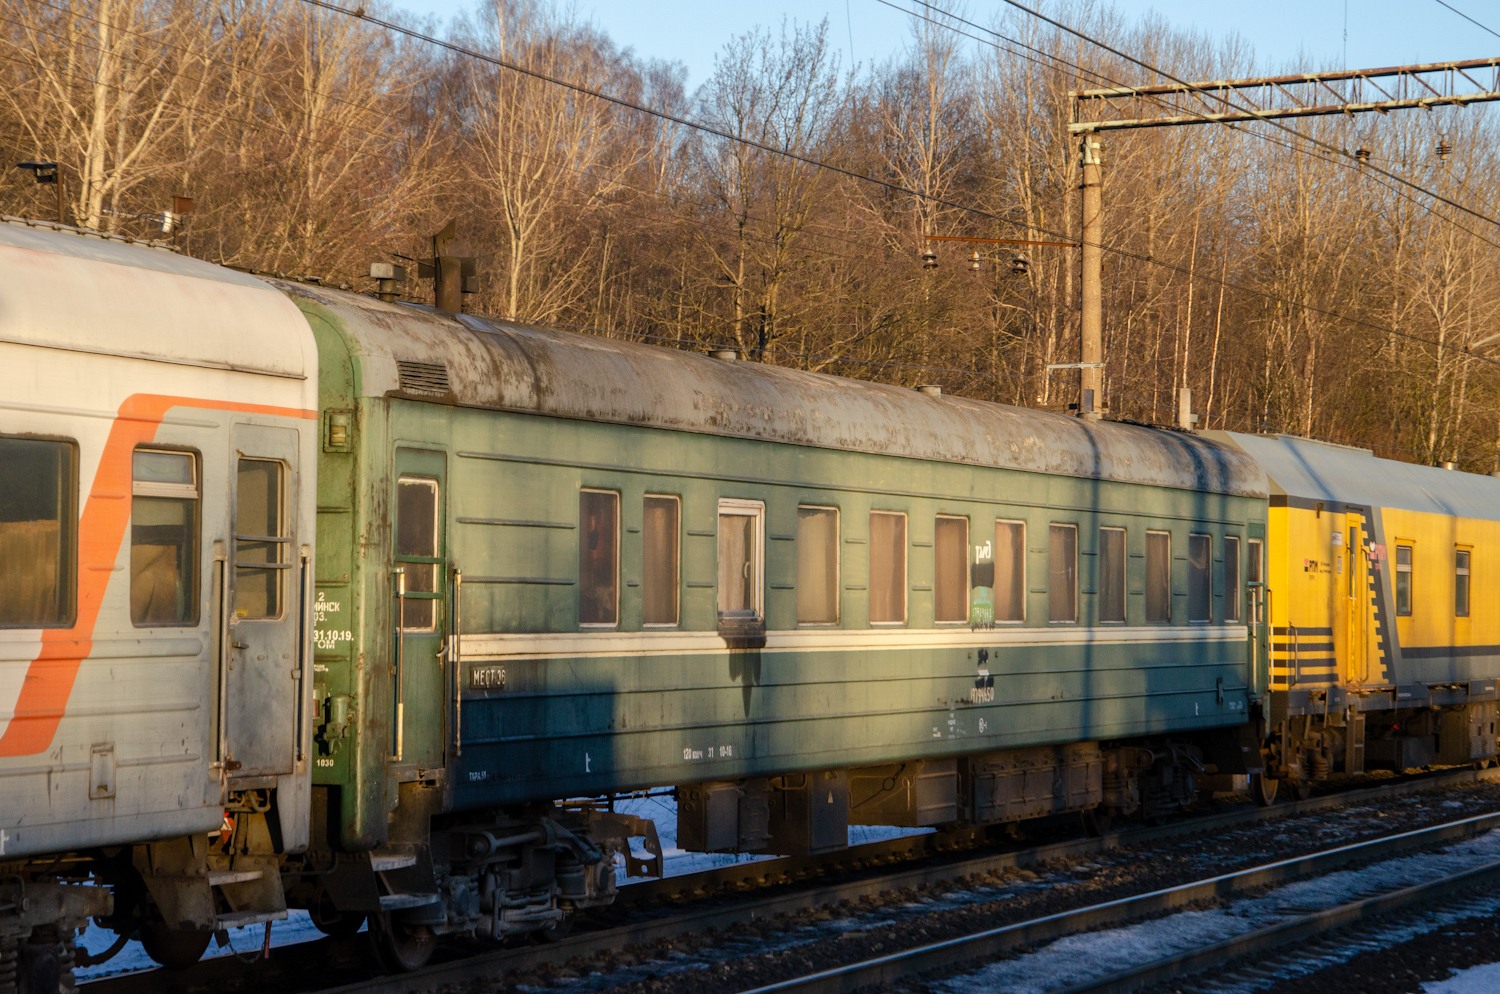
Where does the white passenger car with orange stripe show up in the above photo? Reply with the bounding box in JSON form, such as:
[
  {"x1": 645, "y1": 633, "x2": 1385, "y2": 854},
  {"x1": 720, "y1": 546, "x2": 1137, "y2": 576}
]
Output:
[{"x1": 0, "y1": 219, "x2": 318, "y2": 983}]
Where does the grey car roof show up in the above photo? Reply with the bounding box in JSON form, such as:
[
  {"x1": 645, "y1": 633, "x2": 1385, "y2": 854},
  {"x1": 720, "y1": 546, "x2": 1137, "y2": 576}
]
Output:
[{"x1": 1214, "y1": 432, "x2": 1500, "y2": 520}]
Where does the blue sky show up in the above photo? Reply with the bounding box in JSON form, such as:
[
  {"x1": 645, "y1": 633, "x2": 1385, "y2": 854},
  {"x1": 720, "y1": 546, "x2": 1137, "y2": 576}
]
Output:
[{"x1": 396, "y1": 1, "x2": 1500, "y2": 89}]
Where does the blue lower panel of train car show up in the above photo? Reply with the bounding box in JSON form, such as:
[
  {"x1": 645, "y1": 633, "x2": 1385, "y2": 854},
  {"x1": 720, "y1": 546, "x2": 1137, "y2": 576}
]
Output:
[{"x1": 453, "y1": 634, "x2": 1250, "y2": 805}]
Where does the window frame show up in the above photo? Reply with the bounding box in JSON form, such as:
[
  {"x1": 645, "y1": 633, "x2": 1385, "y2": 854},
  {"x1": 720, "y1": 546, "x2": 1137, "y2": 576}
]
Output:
[
  {"x1": 1223, "y1": 535, "x2": 1241, "y2": 624},
  {"x1": 0, "y1": 435, "x2": 78, "y2": 629},
  {"x1": 642, "y1": 493, "x2": 681, "y2": 628},
  {"x1": 1048, "y1": 522, "x2": 1079, "y2": 624},
  {"x1": 868, "y1": 510, "x2": 909, "y2": 626},
  {"x1": 233, "y1": 456, "x2": 290, "y2": 623},
  {"x1": 796, "y1": 504, "x2": 841, "y2": 626},
  {"x1": 1187, "y1": 532, "x2": 1213, "y2": 623},
  {"x1": 717, "y1": 497, "x2": 765, "y2": 622},
  {"x1": 131, "y1": 446, "x2": 201, "y2": 627},
  {"x1": 578, "y1": 488, "x2": 621, "y2": 628},
  {"x1": 1455, "y1": 546, "x2": 1471, "y2": 619},
  {"x1": 1146, "y1": 529, "x2": 1172, "y2": 623},
  {"x1": 1395, "y1": 542, "x2": 1414, "y2": 617},
  {"x1": 994, "y1": 519, "x2": 1026, "y2": 624},
  {"x1": 1098, "y1": 526, "x2": 1127, "y2": 624},
  {"x1": 1247, "y1": 538, "x2": 1265, "y2": 625},
  {"x1": 933, "y1": 515, "x2": 970, "y2": 625}
]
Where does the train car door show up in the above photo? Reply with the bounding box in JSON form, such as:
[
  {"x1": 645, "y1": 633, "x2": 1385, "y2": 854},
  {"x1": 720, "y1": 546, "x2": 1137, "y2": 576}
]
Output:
[
  {"x1": 391, "y1": 448, "x2": 446, "y2": 771},
  {"x1": 222, "y1": 424, "x2": 304, "y2": 776}
]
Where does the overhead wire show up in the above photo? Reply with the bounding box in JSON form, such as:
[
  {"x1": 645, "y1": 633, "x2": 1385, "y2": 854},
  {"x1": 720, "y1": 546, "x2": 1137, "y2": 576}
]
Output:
[
  {"x1": 0, "y1": 10, "x2": 901, "y2": 272},
  {"x1": 1433, "y1": 0, "x2": 1500, "y2": 42},
  {"x1": 889, "y1": 0, "x2": 1500, "y2": 368},
  {"x1": 896, "y1": 0, "x2": 1500, "y2": 255},
  {"x1": 993, "y1": 0, "x2": 1500, "y2": 230},
  {"x1": 12, "y1": 0, "x2": 1500, "y2": 381}
]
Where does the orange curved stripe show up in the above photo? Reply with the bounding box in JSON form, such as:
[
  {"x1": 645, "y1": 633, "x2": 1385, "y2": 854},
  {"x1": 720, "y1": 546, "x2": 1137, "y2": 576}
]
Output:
[{"x1": 0, "y1": 394, "x2": 316, "y2": 758}]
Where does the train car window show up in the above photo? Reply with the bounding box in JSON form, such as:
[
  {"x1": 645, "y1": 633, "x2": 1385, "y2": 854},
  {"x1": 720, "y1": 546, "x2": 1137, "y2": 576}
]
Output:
[
  {"x1": 579, "y1": 489, "x2": 620, "y2": 626},
  {"x1": 1188, "y1": 533, "x2": 1212, "y2": 622},
  {"x1": 1455, "y1": 548, "x2": 1471, "y2": 619},
  {"x1": 934, "y1": 516, "x2": 970, "y2": 624},
  {"x1": 0, "y1": 436, "x2": 76, "y2": 627},
  {"x1": 1224, "y1": 536, "x2": 1241, "y2": 623},
  {"x1": 995, "y1": 521, "x2": 1025, "y2": 623},
  {"x1": 869, "y1": 511, "x2": 907, "y2": 624},
  {"x1": 234, "y1": 459, "x2": 288, "y2": 620},
  {"x1": 796, "y1": 505, "x2": 840, "y2": 625},
  {"x1": 1048, "y1": 523, "x2": 1078, "y2": 623},
  {"x1": 643, "y1": 495, "x2": 680, "y2": 626},
  {"x1": 131, "y1": 448, "x2": 199, "y2": 626},
  {"x1": 718, "y1": 499, "x2": 764, "y2": 620},
  {"x1": 1146, "y1": 530, "x2": 1172, "y2": 623},
  {"x1": 396, "y1": 477, "x2": 441, "y2": 630},
  {"x1": 1248, "y1": 538, "x2": 1264, "y2": 624},
  {"x1": 1395, "y1": 543, "x2": 1413, "y2": 617},
  {"x1": 1098, "y1": 527, "x2": 1126, "y2": 623}
]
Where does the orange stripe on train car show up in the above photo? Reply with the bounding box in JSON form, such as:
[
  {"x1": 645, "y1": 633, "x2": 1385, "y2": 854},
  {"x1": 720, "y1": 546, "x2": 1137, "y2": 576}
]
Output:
[{"x1": 0, "y1": 394, "x2": 316, "y2": 758}]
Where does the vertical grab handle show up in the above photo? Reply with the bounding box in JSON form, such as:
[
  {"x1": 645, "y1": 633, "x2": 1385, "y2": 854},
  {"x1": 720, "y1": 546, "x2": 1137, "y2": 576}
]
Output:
[
  {"x1": 213, "y1": 541, "x2": 230, "y2": 768},
  {"x1": 295, "y1": 548, "x2": 311, "y2": 765},
  {"x1": 451, "y1": 568, "x2": 463, "y2": 758},
  {"x1": 392, "y1": 567, "x2": 406, "y2": 762}
]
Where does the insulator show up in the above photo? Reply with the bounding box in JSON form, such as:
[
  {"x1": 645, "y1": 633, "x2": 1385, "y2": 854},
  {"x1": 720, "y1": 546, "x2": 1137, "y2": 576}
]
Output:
[
  {"x1": 969, "y1": 250, "x2": 981, "y2": 271},
  {"x1": 921, "y1": 249, "x2": 938, "y2": 269},
  {"x1": 1437, "y1": 139, "x2": 1452, "y2": 160},
  {"x1": 1354, "y1": 147, "x2": 1371, "y2": 163},
  {"x1": 1010, "y1": 254, "x2": 1030, "y2": 276}
]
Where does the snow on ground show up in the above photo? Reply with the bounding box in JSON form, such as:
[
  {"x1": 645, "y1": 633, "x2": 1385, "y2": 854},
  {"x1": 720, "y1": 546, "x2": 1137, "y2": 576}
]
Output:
[
  {"x1": 75, "y1": 793, "x2": 928, "y2": 981},
  {"x1": 1423, "y1": 963, "x2": 1500, "y2": 993},
  {"x1": 933, "y1": 829, "x2": 1500, "y2": 994}
]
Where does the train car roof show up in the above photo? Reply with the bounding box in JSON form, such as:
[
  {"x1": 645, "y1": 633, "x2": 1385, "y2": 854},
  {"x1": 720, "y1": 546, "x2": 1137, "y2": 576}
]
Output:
[
  {"x1": 284, "y1": 282, "x2": 1266, "y2": 498},
  {"x1": 0, "y1": 218, "x2": 312, "y2": 379},
  {"x1": 1213, "y1": 432, "x2": 1500, "y2": 520}
]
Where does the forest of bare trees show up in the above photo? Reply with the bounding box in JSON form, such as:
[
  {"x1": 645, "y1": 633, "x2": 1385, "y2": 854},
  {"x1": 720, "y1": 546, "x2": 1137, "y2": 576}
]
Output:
[{"x1": 5, "y1": 0, "x2": 1500, "y2": 471}]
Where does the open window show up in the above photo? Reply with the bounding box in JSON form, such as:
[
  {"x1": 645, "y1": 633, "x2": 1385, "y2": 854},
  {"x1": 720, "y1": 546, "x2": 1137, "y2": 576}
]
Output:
[{"x1": 132, "y1": 448, "x2": 199, "y2": 626}]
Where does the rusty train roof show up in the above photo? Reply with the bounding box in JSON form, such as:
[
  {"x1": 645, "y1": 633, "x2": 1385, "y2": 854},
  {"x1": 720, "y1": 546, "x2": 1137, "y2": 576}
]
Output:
[{"x1": 283, "y1": 283, "x2": 1267, "y2": 498}]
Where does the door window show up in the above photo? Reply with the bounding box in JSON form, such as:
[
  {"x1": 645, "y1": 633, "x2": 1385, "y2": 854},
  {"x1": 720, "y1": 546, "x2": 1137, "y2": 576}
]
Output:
[
  {"x1": 397, "y1": 477, "x2": 442, "y2": 631},
  {"x1": 234, "y1": 459, "x2": 288, "y2": 620}
]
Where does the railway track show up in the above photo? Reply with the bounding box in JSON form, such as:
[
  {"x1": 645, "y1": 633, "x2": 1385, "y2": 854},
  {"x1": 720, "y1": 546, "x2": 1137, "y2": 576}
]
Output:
[
  {"x1": 755, "y1": 811, "x2": 1500, "y2": 993},
  {"x1": 81, "y1": 768, "x2": 1500, "y2": 994}
]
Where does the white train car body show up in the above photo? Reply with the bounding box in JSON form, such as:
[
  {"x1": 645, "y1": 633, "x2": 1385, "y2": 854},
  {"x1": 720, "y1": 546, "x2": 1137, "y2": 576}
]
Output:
[{"x1": 0, "y1": 220, "x2": 317, "y2": 982}]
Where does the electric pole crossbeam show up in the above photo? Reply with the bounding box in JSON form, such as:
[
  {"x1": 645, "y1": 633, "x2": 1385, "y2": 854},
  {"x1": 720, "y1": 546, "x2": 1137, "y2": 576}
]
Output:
[
  {"x1": 1071, "y1": 57, "x2": 1500, "y2": 132},
  {"x1": 1066, "y1": 55, "x2": 1500, "y2": 420}
]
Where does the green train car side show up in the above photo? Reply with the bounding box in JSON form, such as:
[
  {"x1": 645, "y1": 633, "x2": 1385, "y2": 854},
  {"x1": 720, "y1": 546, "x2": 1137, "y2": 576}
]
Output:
[{"x1": 279, "y1": 282, "x2": 1267, "y2": 958}]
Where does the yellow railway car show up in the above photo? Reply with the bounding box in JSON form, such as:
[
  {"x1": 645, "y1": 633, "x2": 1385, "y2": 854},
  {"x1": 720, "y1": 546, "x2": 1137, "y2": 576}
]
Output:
[{"x1": 1218, "y1": 434, "x2": 1500, "y2": 799}]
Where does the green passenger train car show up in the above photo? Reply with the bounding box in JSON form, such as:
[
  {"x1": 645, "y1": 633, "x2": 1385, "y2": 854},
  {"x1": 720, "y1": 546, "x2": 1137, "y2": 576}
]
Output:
[{"x1": 277, "y1": 282, "x2": 1267, "y2": 964}]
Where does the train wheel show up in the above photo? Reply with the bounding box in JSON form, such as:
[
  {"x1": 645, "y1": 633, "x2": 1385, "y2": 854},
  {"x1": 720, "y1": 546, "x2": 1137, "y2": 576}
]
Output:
[
  {"x1": 1251, "y1": 772, "x2": 1279, "y2": 807},
  {"x1": 137, "y1": 922, "x2": 211, "y2": 970},
  {"x1": 371, "y1": 914, "x2": 437, "y2": 972}
]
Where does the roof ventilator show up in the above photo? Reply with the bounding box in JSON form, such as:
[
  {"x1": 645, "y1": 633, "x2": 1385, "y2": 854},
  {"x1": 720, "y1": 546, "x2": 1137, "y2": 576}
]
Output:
[{"x1": 396, "y1": 359, "x2": 451, "y2": 395}]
